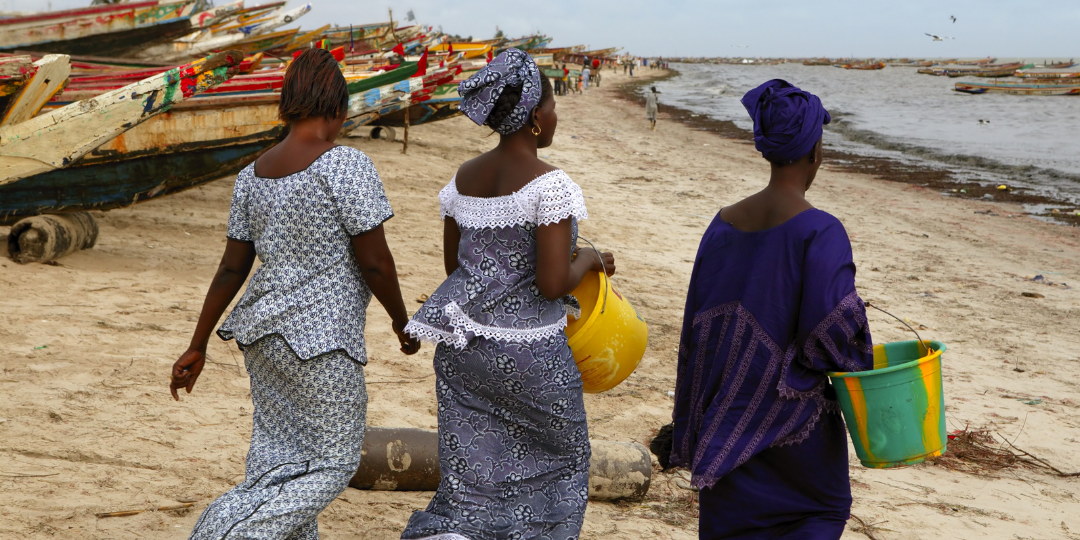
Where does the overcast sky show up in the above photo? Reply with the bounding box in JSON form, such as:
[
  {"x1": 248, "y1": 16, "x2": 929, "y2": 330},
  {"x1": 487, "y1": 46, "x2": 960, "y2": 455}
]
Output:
[{"x1": 11, "y1": 0, "x2": 1080, "y2": 58}]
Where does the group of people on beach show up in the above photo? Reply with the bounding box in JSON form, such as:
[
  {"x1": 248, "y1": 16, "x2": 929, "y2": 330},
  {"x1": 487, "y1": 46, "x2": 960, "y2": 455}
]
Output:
[{"x1": 169, "y1": 47, "x2": 873, "y2": 540}]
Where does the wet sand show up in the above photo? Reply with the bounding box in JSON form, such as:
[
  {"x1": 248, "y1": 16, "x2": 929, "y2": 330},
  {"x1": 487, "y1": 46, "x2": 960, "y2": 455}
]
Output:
[{"x1": 1, "y1": 68, "x2": 1079, "y2": 539}]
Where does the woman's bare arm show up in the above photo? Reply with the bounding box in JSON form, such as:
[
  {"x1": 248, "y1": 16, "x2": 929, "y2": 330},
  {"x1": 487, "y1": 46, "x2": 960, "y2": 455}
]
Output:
[
  {"x1": 171, "y1": 239, "x2": 257, "y2": 400},
  {"x1": 534, "y1": 219, "x2": 615, "y2": 300},
  {"x1": 350, "y1": 224, "x2": 420, "y2": 355},
  {"x1": 443, "y1": 217, "x2": 461, "y2": 277}
]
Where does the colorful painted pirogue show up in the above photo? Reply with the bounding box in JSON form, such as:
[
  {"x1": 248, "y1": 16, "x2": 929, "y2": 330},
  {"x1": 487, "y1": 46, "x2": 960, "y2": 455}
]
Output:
[
  {"x1": 953, "y1": 80, "x2": 1080, "y2": 96},
  {"x1": 0, "y1": 0, "x2": 204, "y2": 56},
  {"x1": 0, "y1": 50, "x2": 244, "y2": 187},
  {"x1": 0, "y1": 58, "x2": 454, "y2": 222}
]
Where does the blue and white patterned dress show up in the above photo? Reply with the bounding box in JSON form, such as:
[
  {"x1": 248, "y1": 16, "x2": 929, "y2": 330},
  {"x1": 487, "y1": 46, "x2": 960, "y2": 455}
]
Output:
[
  {"x1": 190, "y1": 145, "x2": 393, "y2": 540},
  {"x1": 402, "y1": 170, "x2": 591, "y2": 540}
]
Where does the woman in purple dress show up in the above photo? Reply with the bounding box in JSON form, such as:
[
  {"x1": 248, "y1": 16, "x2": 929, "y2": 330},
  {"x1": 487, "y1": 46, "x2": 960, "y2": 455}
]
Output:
[
  {"x1": 671, "y1": 80, "x2": 874, "y2": 539},
  {"x1": 401, "y1": 49, "x2": 615, "y2": 540}
]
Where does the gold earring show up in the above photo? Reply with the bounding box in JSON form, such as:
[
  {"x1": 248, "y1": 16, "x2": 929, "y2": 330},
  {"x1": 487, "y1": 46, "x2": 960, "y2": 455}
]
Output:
[{"x1": 531, "y1": 125, "x2": 542, "y2": 136}]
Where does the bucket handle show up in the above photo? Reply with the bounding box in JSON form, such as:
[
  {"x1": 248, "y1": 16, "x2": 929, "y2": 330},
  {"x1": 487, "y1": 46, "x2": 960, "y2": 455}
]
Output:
[
  {"x1": 864, "y1": 301, "x2": 929, "y2": 355},
  {"x1": 576, "y1": 235, "x2": 609, "y2": 314}
]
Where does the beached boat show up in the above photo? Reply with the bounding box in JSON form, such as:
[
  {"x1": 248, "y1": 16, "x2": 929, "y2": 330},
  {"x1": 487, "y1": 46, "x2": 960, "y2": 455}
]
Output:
[
  {"x1": 953, "y1": 80, "x2": 1080, "y2": 96},
  {"x1": 136, "y1": 3, "x2": 311, "y2": 61},
  {"x1": 427, "y1": 43, "x2": 493, "y2": 60},
  {"x1": 0, "y1": 50, "x2": 243, "y2": 185},
  {"x1": 0, "y1": 54, "x2": 70, "y2": 126},
  {"x1": 0, "y1": 61, "x2": 441, "y2": 221},
  {"x1": 0, "y1": 0, "x2": 203, "y2": 56},
  {"x1": 219, "y1": 27, "x2": 299, "y2": 55}
]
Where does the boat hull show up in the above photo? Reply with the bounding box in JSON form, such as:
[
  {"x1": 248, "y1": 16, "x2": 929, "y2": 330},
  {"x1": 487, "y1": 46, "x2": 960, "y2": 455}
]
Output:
[
  {"x1": 0, "y1": 140, "x2": 273, "y2": 223},
  {"x1": 954, "y1": 82, "x2": 1080, "y2": 96},
  {"x1": 2, "y1": 19, "x2": 195, "y2": 57}
]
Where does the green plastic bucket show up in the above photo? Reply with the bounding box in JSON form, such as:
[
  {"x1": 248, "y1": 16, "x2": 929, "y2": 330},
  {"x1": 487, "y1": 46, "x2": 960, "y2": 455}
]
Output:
[{"x1": 828, "y1": 340, "x2": 947, "y2": 468}]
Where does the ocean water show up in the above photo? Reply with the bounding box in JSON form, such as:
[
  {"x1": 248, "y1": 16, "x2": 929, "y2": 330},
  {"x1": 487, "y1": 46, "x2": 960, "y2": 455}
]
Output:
[{"x1": 653, "y1": 62, "x2": 1080, "y2": 209}]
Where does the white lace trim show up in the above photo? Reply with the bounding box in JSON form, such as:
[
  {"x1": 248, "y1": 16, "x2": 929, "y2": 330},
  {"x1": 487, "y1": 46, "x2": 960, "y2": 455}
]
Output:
[
  {"x1": 404, "y1": 301, "x2": 570, "y2": 349},
  {"x1": 439, "y1": 169, "x2": 588, "y2": 230}
]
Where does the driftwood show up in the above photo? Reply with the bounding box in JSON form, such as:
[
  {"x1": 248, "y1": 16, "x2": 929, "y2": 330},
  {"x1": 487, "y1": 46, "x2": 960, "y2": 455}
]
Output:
[
  {"x1": 350, "y1": 427, "x2": 652, "y2": 501},
  {"x1": 7, "y1": 212, "x2": 97, "y2": 264}
]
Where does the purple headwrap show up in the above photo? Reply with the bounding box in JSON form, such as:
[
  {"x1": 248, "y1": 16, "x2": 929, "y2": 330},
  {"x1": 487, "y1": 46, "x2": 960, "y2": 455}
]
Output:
[
  {"x1": 741, "y1": 79, "x2": 831, "y2": 165},
  {"x1": 458, "y1": 48, "x2": 542, "y2": 135}
]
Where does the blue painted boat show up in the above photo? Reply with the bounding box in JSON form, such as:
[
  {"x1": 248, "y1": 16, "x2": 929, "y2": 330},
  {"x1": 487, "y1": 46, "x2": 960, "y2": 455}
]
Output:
[{"x1": 0, "y1": 139, "x2": 275, "y2": 224}]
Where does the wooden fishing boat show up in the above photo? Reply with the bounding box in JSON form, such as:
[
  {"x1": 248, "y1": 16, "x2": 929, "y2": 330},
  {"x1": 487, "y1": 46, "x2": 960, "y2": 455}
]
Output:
[
  {"x1": 0, "y1": 56, "x2": 35, "y2": 108},
  {"x1": 0, "y1": 50, "x2": 243, "y2": 185},
  {"x1": 428, "y1": 43, "x2": 492, "y2": 60},
  {"x1": 803, "y1": 58, "x2": 832, "y2": 66},
  {"x1": 953, "y1": 80, "x2": 1080, "y2": 96},
  {"x1": 275, "y1": 24, "x2": 332, "y2": 53},
  {"x1": 843, "y1": 61, "x2": 886, "y2": 70},
  {"x1": 1015, "y1": 68, "x2": 1080, "y2": 79},
  {"x1": 1043, "y1": 60, "x2": 1075, "y2": 69},
  {"x1": 0, "y1": 0, "x2": 202, "y2": 56},
  {"x1": 0, "y1": 63, "x2": 444, "y2": 221},
  {"x1": 923, "y1": 62, "x2": 1030, "y2": 77},
  {"x1": 140, "y1": 4, "x2": 311, "y2": 61},
  {"x1": 190, "y1": 0, "x2": 244, "y2": 29},
  {"x1": 0, "y1": 54, "x2": 69, "y2": 126},
  {"x1": 225, "y1": 28, "x2": 300, "y2": 55}
]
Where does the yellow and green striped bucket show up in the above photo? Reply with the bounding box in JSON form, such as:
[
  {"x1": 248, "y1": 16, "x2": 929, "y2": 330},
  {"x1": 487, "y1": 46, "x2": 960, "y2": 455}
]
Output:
[{"x1": 828, "y1": 340, "x2": 947, "y2": 468}]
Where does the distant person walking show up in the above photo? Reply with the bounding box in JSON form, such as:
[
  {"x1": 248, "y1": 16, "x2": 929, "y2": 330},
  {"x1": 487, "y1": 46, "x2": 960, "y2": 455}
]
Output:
[
  {"x1": 582, "y1": 65, "x2": 591, "y2": 89},
  {"x1": 629, "y1": 61, "x2": 634, "y2": 77},
  {"x1": 623, "y1": 61, "x2": 628, "y2": 74},
  {"x1": 554, "y1": 65, "x2": 564, "y2": 95},
  {"x1": 645, "y1": 86, "x2": 660, "y2": 130}
]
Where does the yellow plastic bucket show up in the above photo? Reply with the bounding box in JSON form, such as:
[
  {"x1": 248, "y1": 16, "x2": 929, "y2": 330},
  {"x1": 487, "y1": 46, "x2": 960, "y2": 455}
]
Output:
[{"x1": 565, "y1": 271, "x2": 648, "y2": 393}]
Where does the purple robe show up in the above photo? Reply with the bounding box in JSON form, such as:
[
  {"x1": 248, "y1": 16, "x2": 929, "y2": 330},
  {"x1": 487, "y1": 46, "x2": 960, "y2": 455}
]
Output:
[{"x1": 671, "y1": 208, "x2": 873, "y2": 538}]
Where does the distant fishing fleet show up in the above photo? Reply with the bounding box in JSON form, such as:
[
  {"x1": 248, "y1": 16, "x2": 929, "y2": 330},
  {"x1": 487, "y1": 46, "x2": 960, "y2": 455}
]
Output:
[
  {"x1": 0, "y1": 0, "x2": 628, "y2": 224},
  {"x1": 671, "y1": 56, "x2": 1080, "y2": 97}
]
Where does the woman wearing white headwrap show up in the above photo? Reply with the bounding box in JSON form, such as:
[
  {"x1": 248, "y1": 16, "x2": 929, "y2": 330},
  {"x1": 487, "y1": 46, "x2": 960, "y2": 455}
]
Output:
[{"x1": 400, "y1": 49, "x2": 616, "y2": 540}]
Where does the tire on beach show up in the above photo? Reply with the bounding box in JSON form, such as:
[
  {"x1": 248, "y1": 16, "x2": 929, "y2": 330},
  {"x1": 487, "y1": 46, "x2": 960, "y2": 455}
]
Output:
[
  {"x1": 369, "y1": 126, "x2": 397, "y2": 141},
  {"x1": 7, "y1": 213, "x2": 98, "y2": 264}
]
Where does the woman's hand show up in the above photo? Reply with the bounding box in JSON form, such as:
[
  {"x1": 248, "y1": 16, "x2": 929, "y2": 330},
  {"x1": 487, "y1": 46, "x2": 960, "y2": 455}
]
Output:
[
  {"x1": 170, "y1": 349, "x2": 206, "y2": 401},
  {"x1": 393, "y1": 319, "x2": 421, "y2": 355},
  {"x1": 577, "y1": 248, "x2": 616, "y2": 277}
]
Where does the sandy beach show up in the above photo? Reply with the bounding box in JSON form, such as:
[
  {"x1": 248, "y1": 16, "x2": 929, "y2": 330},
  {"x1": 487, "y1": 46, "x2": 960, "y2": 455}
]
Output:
[{"x1": 2, "y1": 67, "x2": 1079, "y2": 539}]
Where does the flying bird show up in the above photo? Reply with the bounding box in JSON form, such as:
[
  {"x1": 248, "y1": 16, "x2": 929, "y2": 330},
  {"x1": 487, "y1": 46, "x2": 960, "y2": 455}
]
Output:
[
  {"x1": 950, "y1": 15, "x2": 957, "y2": 23},
  {"x1": 925, "y1": 33, "x2": 954, "y2": 41}
]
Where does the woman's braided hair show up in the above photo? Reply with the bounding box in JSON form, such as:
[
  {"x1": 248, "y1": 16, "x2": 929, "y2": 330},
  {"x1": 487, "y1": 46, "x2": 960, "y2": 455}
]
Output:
[{"x1": 483, "y1": 72, "x2": 553, "y2": 133}]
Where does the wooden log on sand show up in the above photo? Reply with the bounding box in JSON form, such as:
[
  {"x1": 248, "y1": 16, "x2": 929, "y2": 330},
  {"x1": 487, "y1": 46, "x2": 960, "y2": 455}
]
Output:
[
  {"x1": 350, "y1": 427, "x2": 652, "y2": 501},
  {"x1": 7, "y1": 213, "x2": 98, "y2": 264}
]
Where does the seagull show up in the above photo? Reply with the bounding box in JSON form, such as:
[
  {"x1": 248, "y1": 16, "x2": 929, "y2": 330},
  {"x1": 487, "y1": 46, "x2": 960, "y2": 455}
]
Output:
[
  {"x1": 950, "y1": 15, "x2": 957, "y2": 23},
  {"x1": 925, "y1": 33, "x2": 955, "y2": 41}
]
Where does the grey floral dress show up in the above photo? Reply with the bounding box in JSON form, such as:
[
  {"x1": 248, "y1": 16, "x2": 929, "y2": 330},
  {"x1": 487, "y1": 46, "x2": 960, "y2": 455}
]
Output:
[
  {"x1": 402, "y1": 170, "x2": 591, "y2": 540},
  {"x1": 191, "y1": 145, "x2": 393, "y2": 540}
]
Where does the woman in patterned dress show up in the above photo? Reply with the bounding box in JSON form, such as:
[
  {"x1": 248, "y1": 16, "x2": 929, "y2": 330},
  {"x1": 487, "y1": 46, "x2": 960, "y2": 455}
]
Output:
[
  {"x1": 400, "y1": 49, "x2": 615, "y2": 540},
  {"x1": 169, "y1": 49, "x2": 420, "y2": 539}
]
